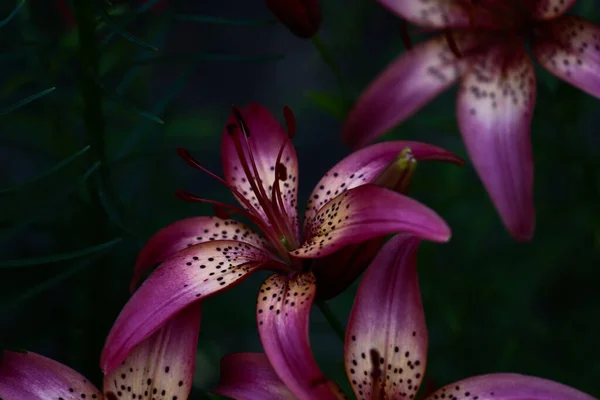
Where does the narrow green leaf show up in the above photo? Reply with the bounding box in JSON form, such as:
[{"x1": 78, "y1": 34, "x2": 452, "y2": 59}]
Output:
[
  {"x1": 0, "y1": 0, "x2": 25, "y2": 28},
  {"x1": 0, "y1": 237, "x2": 122, "y2": 268},
  {"x1": 173, "y1": 14, "x2": 276, "y2": 27},
  {"x1": 0, "y1": 86, "x2": 55, "y2": 116},
  {"x1": 95, "y1": 78, "x2": 164, "y2": 124},
  {"x1": 102, "y1": 0, "x2": 165, "y2": 45},
  {"x1": 96, "y1": 3, "x2": 157, "y2": 51},
  {"x1": 305, "y1": 90, "x2": 349, "y2": 120},
  {"x1": 0, "y1": 145, "x2": 91, "y2": 194},
  {"x1": 0, "y1": 162, "x2": 101, "y2": 241}
]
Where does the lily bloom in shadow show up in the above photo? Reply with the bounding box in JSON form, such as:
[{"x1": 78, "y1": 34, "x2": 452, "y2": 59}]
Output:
[
  {"x1": 0, "y1": 305, "x2": 201, "y2": 400},
  {"x1": 343, "y1": 0, "x2": 600, "y2": 241},
  {"x1": 213, "y1": 234, "x2": 598, "y2": 400},
  {"x1": 100, "y1": 103, "x2": 462, "y2": 393}
]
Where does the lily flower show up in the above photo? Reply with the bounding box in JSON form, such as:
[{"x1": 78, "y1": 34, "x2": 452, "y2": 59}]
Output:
[
  {"x1": 100, "y1": 103, "x2": 461, "y2": 381},
  {"x1": 213, "y1": 235, "x2": 598, "y2": 400},
  {"x1": 0, "y1": 305, "x2": 201, "y2": 400},
  {"x1": 342, "y1": 0, "x2": 600, "y2": 241}
]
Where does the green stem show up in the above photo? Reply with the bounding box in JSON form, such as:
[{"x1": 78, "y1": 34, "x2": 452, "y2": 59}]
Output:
[
  {"x1": 311, "y1": 34, "x2": 350, "y2": 104},
  {"x1": 316, "y1": 300, "x2": 345, "y2": 342}
]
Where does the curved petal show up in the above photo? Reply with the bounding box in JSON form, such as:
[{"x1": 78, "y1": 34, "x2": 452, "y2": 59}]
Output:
[
  {"x1": 256, "y1": 272, "x2": 347, "y2": 400},
  {"x1": 213, "y1": 353, "x2": 297, "y2": 400},
  {"x1": 457, "y1": 44, "x2": 536, "y2": 241},
  {"x1": 303, "y1": 141, "x2": 463, "y2": 227},
  {"x1": 295, "y1": 184, "x2": 450, "y2": 259},
  {"x1": 345, "y1": 234, "x2": 427, "y2": 400},
  {"x1": 222, "y1": 103, "x2": 299, "y2": 238},
  {"x1": 103, "y1": 304, "x2": 201, "y2": 400},
  {"x1": 377, "y1": 0, "x2": 471, "y2": 29},
  {"x1": 424, "y1": 374, "x2": 597, "y2": 400},
  {"x1": 533, "y1": 16, "x2": 600, "y2": 98},
  {"x1": 131, "y1": 216, "x2": 271, "y2": 291},
  {"x1": 531, "y1": 0, "x2": 576, "y2": 20},
  {"x1": 0, "y1": 351, "x2": 102, "y2": 399},
  {"x1": 342, "y1": 36, "x2": 468, "y2": 149},
  {"x1": 101, "y1": 240, "x2": 278, "y2": 374}
]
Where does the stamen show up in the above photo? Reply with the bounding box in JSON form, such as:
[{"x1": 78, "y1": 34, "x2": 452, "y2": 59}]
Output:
[
  {"x1": 444, "y1": 30, "x2": 462, "y2": 58},
  {"x1": 399, "y1": 20, "x2": 413, "y2": 50},
  {"x1": 232, "y1": 106, "x2": 250, "y2": 137},
  {"x1": 271, "y1": 138, "x2": 299, "y2": 249},
  {"x1": 214, "y1": 204, "x2": 232, "y2": 219},
  {"x1": 283, "y1": 105, "x2": 296, "y2": 139}
]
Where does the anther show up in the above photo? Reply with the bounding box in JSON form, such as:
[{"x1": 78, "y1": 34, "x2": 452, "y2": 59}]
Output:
[
  {"x1": 231, "y1": 106, "x2": 250, "y2": 137},
  {"x1": 444, "y1": 30, "x2": 462, "y2": 58},
  {"x1": 276, "y1": 163, "x2": 288, "y2": 182},
  {"x1": 226, "y1": 123, "x2": 237, "y2": 135}
]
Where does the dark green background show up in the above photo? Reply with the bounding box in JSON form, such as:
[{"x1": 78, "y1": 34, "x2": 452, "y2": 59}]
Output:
[{"x1": 0, "y1": 0, "x2": 598, "y2": 398}]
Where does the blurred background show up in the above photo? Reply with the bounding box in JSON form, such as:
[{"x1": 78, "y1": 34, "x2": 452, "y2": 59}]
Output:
[{"x1": 0, "y1": 0, "x2": 599, "y2": 398}]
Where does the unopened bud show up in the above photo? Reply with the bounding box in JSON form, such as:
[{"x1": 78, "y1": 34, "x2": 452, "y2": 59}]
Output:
[
  {"x1": 373, "y1": 147, "x2": 416, "y2": 195},
  {"x1": 265, "y1": 0, "x2": 322, "y2": 39}
]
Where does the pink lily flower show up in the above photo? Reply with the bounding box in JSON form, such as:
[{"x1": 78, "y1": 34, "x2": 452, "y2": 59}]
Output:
[
  {"x1": 213, "y1": 234, "x2": 598, "y2": 400},
  {"x1": 343, "y1": 0, "x2": 600, "y2": 241},
  {"x1": 0, "y1": 305, "x2": 201, "y2": 400},
  {"x1": 100, "y1": 103, "x2": 462, "y2": 383}
]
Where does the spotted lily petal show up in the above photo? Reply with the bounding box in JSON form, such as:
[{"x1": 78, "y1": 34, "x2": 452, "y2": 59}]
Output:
[
  {"x1": 345, "y1": 234, "x2": 427, "y2": 400},
  {"x1": 377, "y1": 0, "x2": 470, "y2": 29},
  {"x1": 295, "y1": 184, "x2": 450, "y2": 259},
  {"x1": 101, "y1": 240, "x2": 278, "y2": 373},
  {"x1": 213, "y1": 353, "x2": 297, "y2": 400},
  {"x1": 533, "y1": 16, "x2": 600, "y2": 98},
  {"x1": 222, "y1": 103, "x2": 299, "y2": 238},
  {"x1": 424, "y1": 374, "x2": 597, "y2": 400},
  {"x1": 131, "y1": 216, "x2": 271, "y2": 291},
  {"x1": 457, "y1": 44, "x2": 536, "y2": 241},
  {"x1": 343, "y1": 36, "x2": 468, "y2": 149},
  {"x1": 256, "y1": 272, "x2": 347, "y2": 400},
  {"x1": 531, "y1": 0, "x2": 577, "y2": 20},
  {"x1": 0, "y1": 351, "x2": 102, "y2": 399},
  {"x1": 303, "y1": 141, "x2": 463, "y2": 226},
  {"x1": 103, "y1": 305, "x2": 201, "y2": 400}
]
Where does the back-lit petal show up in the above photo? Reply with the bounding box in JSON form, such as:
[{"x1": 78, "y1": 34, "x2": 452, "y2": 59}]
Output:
[
  {"x1": 424, "y1": 374, "x2": 597, "y2": 400},
  {"x1": 531, "y1": 0, "x2": 576, "y2": 20},
  {"x1": 257, "y1": 273, "x2": 348, "y2": 400},
  {"x1": 377, "y1": 0, "x2": 470, "y2": 29},
  {"x1": 303, "y1": 141, "x2": 463, "y2": 227},
  {"x1": 213, "y1": 353, "x2": 297, "y2": 400},
  {"x1": 222, "y1": 103, "x2": 299, "y2": 238},
  {"x1": 103, "y1": 305, "x2": 201, "y2": 400},
  {"x1": 345, "y1": 234, "x2": 427, "y2": 400},
  {"x1": 295, "y1": 185, "x2": 450, "y2": 259},
  {"x1": 457, "y1": 44, "x2": 536, "y2": 241},
  {"x1": 0, "y1": 351, "x2": 102, "y2": 399},
  {"x1": 131, "y1": 216, "x2": 271, "y2": 291},
  {"x1": 343, "y1": 36, "x2": 468, "y2": 149},
  {"x1": 534, "y1": 16, "x2": 600, "y2": 98},
  {"x1": 102, "y1": 240, "x2": 278, "y2": 373}
]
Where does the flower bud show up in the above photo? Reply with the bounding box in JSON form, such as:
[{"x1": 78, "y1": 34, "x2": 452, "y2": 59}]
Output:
[
  {"x1": 265, "y1": 0, "x2": 322, "y2": 39},
  {"x1": 373, "y1": 147, "x2": 417, "y2": 195}
]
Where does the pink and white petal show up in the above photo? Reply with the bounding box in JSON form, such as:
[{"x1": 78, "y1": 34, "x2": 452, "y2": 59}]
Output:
[
  {"x1": 256, "y1": 273, "x2": 348, "y2": 400},
  {"x1": 131, "y1": 216, "x2": 271, "y2": 291},
  {"x1": 342, "y1": 36, "x2": 469, "y2": 149},
  {"x1": 457, "y1": 45, "x2": 536, "y2": 241},
  {"x1": 344, "y1": 234, "x2": 427, "y2": 400},
  {"x1": 530, "y1": 0, "x2": 577, "y2": 20},
  {"x1": 377, "y1": 0, "x2": 471, "y2": 29},
  {"x1": 222, "y1": 103, "x2": 299, "y2": 237},
  {"x1": 103, "y1": 304, "x2": 201, "y2": 400},
  {"x1": 213, "y1": 353, "x2": 297, "y2": 400},
  {"x1": 533, "y1": 16, "x2": 600, "y2": 98},
  {"x1": 295, "y1": 184, "x2": 450, "y2": 259},
  {"x1": 101, "y1": 240, "x2": 279, "y2": 374},
  {"x1": 0, "y1": 351, "x2": 102, "y2": 399},
  {"x1": 424, "y1": 373, "x2": 597, "y2": 400},
  {"x1": 303, "y1": 141, "x2": 463, "y2": 224}
]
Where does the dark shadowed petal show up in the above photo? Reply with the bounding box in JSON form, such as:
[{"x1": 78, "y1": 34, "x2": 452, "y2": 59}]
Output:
[
  {"x1": 0, "y1": 351, "x2": 102, "y2": 399},
  {"x1": 343, "y1": 36, "x2": 469, "y2": 149},
  {"x1": 457, "y1": 44, "x2": 536, "y2": 241},
  {"x1": 377, "y1": 0, "x2": 470, "y2": 28},
  {"x1": 131, "y1": 216, "x2": 271, "y2": 291},
  {"x1": 257, "y1": 272, "x2": 348, "y2": 400},
  {"x1": 103, "y1": 304, "x2": 201, "y2": 400},
  {"x1": 533, "y1": 16, "x2": 600, "y2": 98},
  {"x1": 344, "y1": 234, "x2": 427, "y2": 400},
  {"x1": 222, "y1": 103, "x2": 299, "y2": 237},
  {"x1": 213, "y1": 353, "x2": 297, "y2": 400},
  {"x1": 424, "y1": 374, "x2": 597, "y2": 400},
  {"x1": 303, "y1": 141, "x2": 463, "y2": 226},
  {"x1": 101, "y1": 240, "x2": 280, "y2": 374},
  {"x1": 295, "y1": 184, "x2": 450, "y2": 258},
  {"x1": 531, "y1": 0, "x2": 576, "y2": 20}
]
